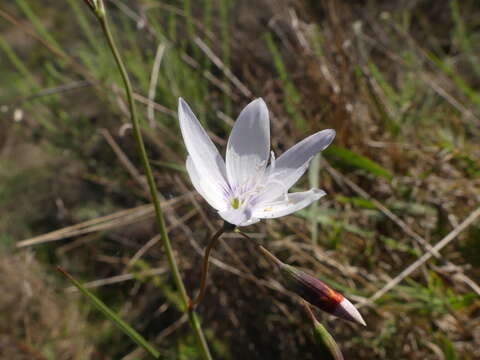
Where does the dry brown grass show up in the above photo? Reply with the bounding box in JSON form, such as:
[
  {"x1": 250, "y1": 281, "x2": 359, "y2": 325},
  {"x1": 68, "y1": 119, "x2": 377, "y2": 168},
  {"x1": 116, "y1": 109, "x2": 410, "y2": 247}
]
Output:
[
  {"x1": 0, "y1": 250, "x2": 96, "y2": 359},
  {"x1": 1, "y1": 0, "x2": 479, "y2": 359}
]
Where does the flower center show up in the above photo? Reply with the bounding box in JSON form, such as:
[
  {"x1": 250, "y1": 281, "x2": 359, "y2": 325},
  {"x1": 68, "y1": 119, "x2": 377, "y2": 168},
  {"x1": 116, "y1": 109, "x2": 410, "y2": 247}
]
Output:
[
  {"x1": 227, "y1": 153, "x2": 278, "y2": 211},
  {"x1": 228, "y1": 178, "x2": 266, "y2": 210},
  {"x1": 231, "y1": 197, "x2": 241, "y2": 209}
]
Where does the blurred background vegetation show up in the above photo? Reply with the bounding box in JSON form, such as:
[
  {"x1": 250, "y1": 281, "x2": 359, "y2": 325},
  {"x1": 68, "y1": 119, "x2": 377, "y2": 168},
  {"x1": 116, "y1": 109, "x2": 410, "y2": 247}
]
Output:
[{"x1": 1, "y1": 0, "x2": 479, "y2": 359}]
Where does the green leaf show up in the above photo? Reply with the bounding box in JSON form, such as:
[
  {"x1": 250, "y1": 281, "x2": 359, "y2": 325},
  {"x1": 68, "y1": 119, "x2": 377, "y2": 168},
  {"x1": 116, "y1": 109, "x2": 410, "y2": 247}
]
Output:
[
  {"x1": 324, "y1": 145, "x2": 393, "y2": 180},
  {"x1": 312, "y1": 319, "x2": 344, "y2": 360},
  {"x1": 336, "y1": 196, "x2": 377, "y2": 209},
  {"x1": 57, "y1": 267, "x2": 160, "y2": 359},
  {"x1": 438, "y1": 335, "x2": 459, "y2": 360}
]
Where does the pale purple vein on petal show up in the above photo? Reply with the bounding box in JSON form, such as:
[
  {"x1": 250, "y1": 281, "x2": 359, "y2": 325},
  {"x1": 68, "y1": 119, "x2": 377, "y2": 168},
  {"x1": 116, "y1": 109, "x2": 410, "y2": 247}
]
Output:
[
  {"x1": 226, "y1": 98, "x2": 270, "y2": 190},
  {"x1": 178, "y1": 98, "x2": 230, "y2": 201},
  {"x1": 252, "y1": 188, "x2": 326, "y2": 219},
  {"x1": 253, "y1": 129, "x2": 335, "y2": 205},
  {"x1": 186, "y1": 156, "x2": 227, "y2": 211}
]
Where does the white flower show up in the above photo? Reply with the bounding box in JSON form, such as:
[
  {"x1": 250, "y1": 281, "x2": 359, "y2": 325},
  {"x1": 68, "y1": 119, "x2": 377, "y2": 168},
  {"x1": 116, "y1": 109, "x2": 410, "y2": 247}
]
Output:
[{"x1": 178, "y1": 98, "x2": 335, "y2": 227}]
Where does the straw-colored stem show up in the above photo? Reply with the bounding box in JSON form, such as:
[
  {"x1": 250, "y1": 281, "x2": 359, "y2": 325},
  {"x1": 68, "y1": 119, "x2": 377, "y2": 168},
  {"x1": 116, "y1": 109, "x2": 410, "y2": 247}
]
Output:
[
  {"x1": 302, "y1": 300, "x2": 317, "y2": 324},
  {"x1": 94, "y1": 2, "x2": 211, "y2": 359},
  {"x1": 236, "y1": 231, "x2": 282, "y2": 266},
  {"x1": 258, "y1": 245, "x2": 283, "y2": 267}
]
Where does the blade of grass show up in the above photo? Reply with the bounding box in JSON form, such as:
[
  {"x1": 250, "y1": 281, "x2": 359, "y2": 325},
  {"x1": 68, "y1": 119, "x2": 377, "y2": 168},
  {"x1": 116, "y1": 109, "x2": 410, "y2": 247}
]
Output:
[
  {"x1": 450, "y1": 0, "x2": 480, "y2": 77},
  {"x1": 427, "y1": 51, "x2": 480, "y2": 106},
  {"x1": 265, "y1": 32, "x2": 307, "y2": 131},
  {"x1": 324, "y1": 145, "x2": 393, "y2": 180},
  {"x1": 219, "y1": 0, "x2": 232, "y2": 117},
  {"x1": 66, "y1": 0, "x2": 101, "y2": 52},
  {"x1": 0, "y1": 36, "x2": 38, "y2": 87},
  {"x1": 15, "y1": 0, "x2": 62, "y2": 51},
  {"x1": 57, "y1": 266, "x2": 160, "y2": 359}
]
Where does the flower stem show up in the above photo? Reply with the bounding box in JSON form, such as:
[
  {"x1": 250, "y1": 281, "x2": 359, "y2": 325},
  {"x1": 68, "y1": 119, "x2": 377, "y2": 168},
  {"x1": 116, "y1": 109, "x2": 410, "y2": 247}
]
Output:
[
  {"x1": 189, "y1": 222, "x2": 234, "y2": 309},
  {"x1": 257, "y1": 245, "x2": 283, "y2": 267},
  {"x1": 92, "y1": 2, "x2": 211, "y2": 359},
  {"x1": 302, "y1": 300, "x2": 317, "y2": 323}
]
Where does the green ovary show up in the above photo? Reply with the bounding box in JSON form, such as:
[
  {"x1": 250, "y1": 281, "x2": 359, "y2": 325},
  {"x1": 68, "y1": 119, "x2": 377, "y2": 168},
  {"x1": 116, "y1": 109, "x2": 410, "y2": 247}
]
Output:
[{"x1": 231, "y1": 198, "x2": 240, "y2": 209}]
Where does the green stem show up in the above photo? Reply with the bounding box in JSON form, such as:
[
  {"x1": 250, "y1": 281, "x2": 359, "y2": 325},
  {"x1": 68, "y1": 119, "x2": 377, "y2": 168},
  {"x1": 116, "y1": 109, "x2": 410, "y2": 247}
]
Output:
[
  {"x1": 93, "y1": 2, "x2": 212, "y2": 359},
  {"x1": 189, "y1": 222, "x2": 233, "y2": 309}
]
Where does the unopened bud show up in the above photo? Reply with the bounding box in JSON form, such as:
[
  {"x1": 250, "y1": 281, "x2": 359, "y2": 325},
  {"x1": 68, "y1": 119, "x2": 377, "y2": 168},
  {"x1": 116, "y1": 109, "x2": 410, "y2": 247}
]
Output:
[{"x1": 259, "y1": 246, "x2": 366, "y2": 326}]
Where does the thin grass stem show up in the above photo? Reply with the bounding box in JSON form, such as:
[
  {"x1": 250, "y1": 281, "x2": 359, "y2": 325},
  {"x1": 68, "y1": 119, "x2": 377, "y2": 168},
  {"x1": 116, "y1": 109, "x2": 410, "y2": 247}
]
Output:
[{"x1": 91, "y1": 1, "x2": 212, "y2": 359}]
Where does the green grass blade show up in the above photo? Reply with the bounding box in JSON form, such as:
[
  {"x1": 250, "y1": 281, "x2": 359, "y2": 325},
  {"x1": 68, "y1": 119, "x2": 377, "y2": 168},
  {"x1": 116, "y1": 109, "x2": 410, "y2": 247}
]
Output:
[
  {"x1": 450, "y1": 0, "x2": 480, "y2": 77},
  {"x1": 0, "y1": 36, "x2": 38, "y2": 87},
  {"x1": 57, "y1": 266, "x2": 160, "y2": 359},
  {"x1": 15, "y1": 0, "x2": 62, "y2": 51},
  {"x1": 324, "y1": 145, "x2": 393, "y2": 180},
  {"x1": 66, "y1": 0, "x2": 102, "y2": 51},
  {"x1": 219, "y1": 0, "x2": 232, "y2": 118},
  {"x1": 427, "y1": 51, "x2": 480, "y2": 106},
  {"x1": 264, "y1": 32, "x2": 307, "y2": 131}
]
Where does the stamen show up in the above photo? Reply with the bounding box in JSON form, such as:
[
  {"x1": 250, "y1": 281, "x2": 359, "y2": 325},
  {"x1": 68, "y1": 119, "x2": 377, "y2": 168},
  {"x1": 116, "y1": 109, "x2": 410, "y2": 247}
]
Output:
[
  {"x1": 227, "y1": 158, "x2": 275, "y2": 210},
  {"x1": 270, "y1": 151, "x2": 276, "y2": 171}
]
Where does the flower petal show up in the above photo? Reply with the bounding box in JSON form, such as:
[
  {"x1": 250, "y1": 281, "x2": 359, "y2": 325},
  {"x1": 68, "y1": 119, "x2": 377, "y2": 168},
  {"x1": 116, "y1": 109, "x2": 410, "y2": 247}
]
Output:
[
  {"x1": 186, "y1": 156, "x2": 227, "y2": 211},
  {"x1": 253, "y1": 188, "x2": 326, "y2": 219},
  {"x1": 218, "y1": 206, "x2": 258, "y2": 227},
  {"x1": 226, "y1": 98, "x2": 270, "y2": 190},
  {"x1": 254, "y1": 129, "x2": 335, "y2": 204},
  {"x1": 178, "y1": 98, "x2": 230, "y2": 204}
]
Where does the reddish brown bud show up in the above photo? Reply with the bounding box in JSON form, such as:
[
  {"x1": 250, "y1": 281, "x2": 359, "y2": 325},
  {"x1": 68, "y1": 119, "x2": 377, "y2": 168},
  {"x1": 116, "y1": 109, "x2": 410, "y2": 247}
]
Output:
[{"x1": 259, "y1": 246, "x2": 366, "y2": 326}]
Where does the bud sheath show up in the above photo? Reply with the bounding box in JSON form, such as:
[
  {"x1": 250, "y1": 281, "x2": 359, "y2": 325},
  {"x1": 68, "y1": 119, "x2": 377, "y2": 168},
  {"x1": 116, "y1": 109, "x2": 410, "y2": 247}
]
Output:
[{"x1": 259, "y1": 246, "x2": 366, "y2": 326}]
